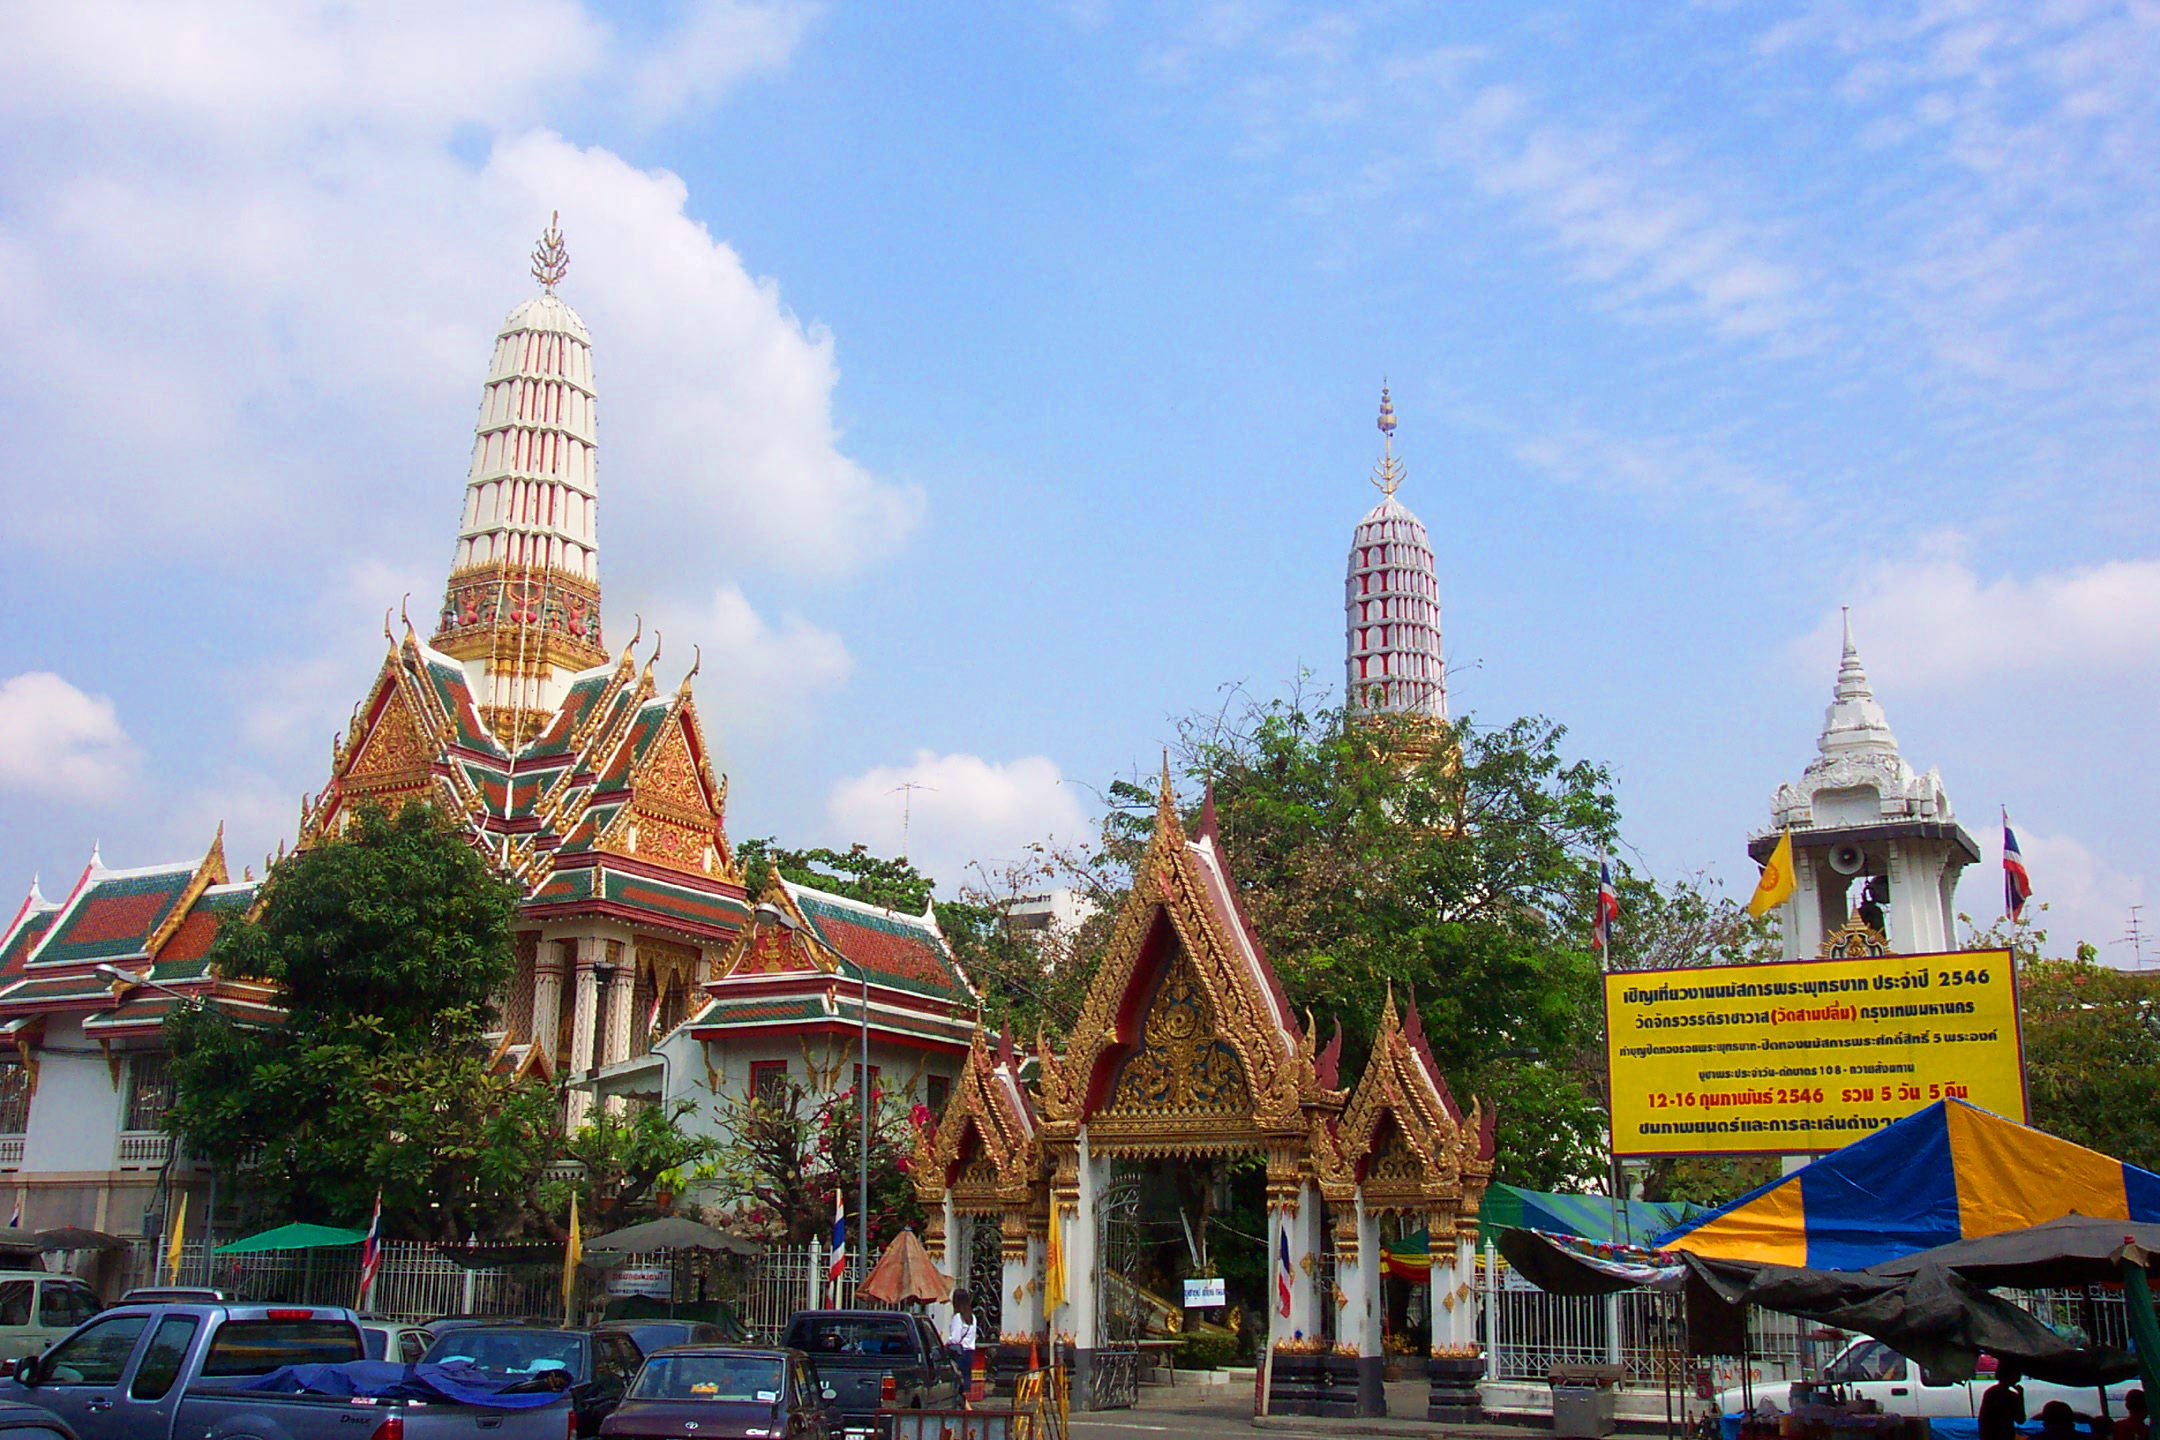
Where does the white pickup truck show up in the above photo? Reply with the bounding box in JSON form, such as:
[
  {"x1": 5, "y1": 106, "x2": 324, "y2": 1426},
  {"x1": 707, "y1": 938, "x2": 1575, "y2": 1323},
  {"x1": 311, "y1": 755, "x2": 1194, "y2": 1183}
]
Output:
[{"x1": 1719, "y1": 1339, "x2": 2135, "y2": 1420}]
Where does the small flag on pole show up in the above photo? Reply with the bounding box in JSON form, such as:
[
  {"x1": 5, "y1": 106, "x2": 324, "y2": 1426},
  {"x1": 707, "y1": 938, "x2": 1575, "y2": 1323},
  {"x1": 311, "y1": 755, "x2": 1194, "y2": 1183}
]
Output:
[
  {"x1": 561, "y1": 1193, "x2": 582, "y2": 1324},
  {"x1": 2004, "y1": 811, "x2": 2034, "y2": 922},
  {"x1": 1274, "y1": 1225, "x2": 1294, "y2": 1320},
  {"x1": 825, "y1": 1188, "x2": 847, "y2": 1284},
  {"x1": 356, "y1": 1192, "x2": 384, "y2": 1308},
  {"x1": 7, "y1": 1194, "x2": 20, "y2": 1230},
  {"x1": 164, "y1": 1192, "x2": 189, "y2": 1286},
  {"x1": 646, "y1": 986, "x2": 665, "y2": 1038},
  {"x1": 1042, "y1": 1210, "x2": 1065, "y2": 1315},
  {"x1": 1747, "y1": 830, "x2": 1797, "y2": 918},
  {"x1": 1593, "y1": 852, "x2": 1619, "y2": 955}
]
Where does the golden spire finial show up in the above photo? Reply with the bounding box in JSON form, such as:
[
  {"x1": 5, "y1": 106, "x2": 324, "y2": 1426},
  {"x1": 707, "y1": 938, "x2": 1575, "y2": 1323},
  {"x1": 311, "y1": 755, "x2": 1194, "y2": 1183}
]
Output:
[
  {"x1": 1371, "y1": 381, "x2": 1405, "y2": 498},
  {"x1": 531, "y1": 211, "x2": 569, "y2": 294}
]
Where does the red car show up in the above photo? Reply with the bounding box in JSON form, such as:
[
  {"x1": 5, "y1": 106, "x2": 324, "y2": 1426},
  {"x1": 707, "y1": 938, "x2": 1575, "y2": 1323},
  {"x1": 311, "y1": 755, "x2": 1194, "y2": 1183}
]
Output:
[{"x1": 601, "y1": 1347, "x2": 833, "y2": 1440}]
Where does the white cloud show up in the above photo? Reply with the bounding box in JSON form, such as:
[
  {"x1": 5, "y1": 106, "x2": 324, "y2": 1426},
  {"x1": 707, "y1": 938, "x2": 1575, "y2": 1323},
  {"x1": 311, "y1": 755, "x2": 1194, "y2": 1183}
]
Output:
[
  {"x1": 824, "y1": 752, "x2": 1091, "y2": 894},
  {"x1": 1798, "y1": 548, "x2": 2160, "y2": 691},
  {"x1": 0, "y1": 0, "x2": 919, "y2": 585},
  {"x1": 1965, "y1": 825, "x2": 2149, "y2": 963},
  {"x1": 647, "y1": 584, "x2": 853, "y2": 746},
  {"x1": 0, "y1": 674, "x2": 139, "y2": 802}
]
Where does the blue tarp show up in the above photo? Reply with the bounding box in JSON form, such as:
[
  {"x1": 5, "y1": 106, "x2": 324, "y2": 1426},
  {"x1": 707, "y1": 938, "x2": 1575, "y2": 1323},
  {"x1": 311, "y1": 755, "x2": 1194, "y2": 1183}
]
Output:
[{"x1": 233, "y1": 1361, "x2": 571, "y2": 1410}]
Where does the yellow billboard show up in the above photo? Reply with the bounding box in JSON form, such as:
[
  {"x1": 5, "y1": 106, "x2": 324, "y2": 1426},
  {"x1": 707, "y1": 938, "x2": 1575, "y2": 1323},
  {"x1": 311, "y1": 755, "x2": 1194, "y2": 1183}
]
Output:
[{"x1": 1605, "y1": 949, "x2": 2024, "y2": 1157}]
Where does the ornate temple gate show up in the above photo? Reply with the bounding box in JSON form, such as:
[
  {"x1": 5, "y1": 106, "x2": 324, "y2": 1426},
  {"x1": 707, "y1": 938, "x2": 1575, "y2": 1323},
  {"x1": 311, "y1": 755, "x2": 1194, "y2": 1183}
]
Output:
[
  {"x1": 915, "y1": 776, "x2": 1497, "y2": 1416},
  {"x1": 1089, "y1": 1171, "x2": 1147, "y2": 1409},
  {"x1": 966, "y1": 1212, "x2": 1003, "y2": 1340}
]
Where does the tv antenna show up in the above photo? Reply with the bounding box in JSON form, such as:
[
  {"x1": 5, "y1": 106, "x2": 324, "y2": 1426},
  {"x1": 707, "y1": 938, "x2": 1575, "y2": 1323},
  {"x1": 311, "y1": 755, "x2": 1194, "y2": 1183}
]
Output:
[
  {"x1": 889, "y1": 782, "x2": 937, "y2": 859},
  {"x1": 2121, "y1": 905, "x2": 2148, "y2": 971}
]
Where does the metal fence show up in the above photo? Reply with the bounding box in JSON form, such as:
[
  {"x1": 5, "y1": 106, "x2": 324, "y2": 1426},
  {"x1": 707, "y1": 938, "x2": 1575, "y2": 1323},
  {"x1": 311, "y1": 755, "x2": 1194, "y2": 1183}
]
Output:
[{"x1": 116, "y1": 1239, "x2": 868, "y2": 1334}]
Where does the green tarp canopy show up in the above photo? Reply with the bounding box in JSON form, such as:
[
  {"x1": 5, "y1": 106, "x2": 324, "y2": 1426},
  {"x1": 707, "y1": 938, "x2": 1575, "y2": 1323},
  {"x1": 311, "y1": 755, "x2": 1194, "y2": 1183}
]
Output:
[
  {"x1": 1480, "y1": 1182, "x2": 1699, "y2": 1247},
  {"x1": 1379, "y1": 1185, "x2": 1702, "y2": 1278},
  {"x1": 215, "y1": 1222, "x2": 368, "y2": 1254}
]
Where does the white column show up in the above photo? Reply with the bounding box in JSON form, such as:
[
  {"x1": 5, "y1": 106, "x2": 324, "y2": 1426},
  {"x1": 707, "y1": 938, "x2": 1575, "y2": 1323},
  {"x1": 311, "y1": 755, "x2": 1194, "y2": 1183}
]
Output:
[
  {"x1": 566, "y1": 938, "x2": 600, "y2": 1130},
  {"x1": 1065, "y1": 1134, "x2": 1099, "y2": 1349},
  {"x1": 1004, "y1": 1220, "x2": 1043, "y2": 1344},
  {"x1": 531, "y1": 940, "x2": 566, "y2": 1058},
  {"x1": 604, "y1": 954, "x2": 636, "y2": 1066},
  {"x1": 1341, "y1": 1201, "x2": 1381, "y2": 1357}
]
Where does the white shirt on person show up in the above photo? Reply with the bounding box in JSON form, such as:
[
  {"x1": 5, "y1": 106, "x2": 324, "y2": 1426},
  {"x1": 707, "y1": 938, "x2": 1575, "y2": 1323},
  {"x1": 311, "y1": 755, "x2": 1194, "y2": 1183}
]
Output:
[{"x1": 946, "y1": 1313, "x2": 978, "y2": 1350}]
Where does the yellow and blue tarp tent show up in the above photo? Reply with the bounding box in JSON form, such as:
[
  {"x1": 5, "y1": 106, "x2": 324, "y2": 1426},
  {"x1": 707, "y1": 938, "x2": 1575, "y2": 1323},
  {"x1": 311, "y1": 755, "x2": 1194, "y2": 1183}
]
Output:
[{"x1": 1655, "y1": 1098, "x2": 2160, "y2": 1271}]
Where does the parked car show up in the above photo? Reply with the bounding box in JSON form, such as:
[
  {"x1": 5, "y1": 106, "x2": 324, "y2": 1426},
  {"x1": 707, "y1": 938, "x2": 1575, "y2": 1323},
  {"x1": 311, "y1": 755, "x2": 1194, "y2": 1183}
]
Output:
[
  {"x1": 422, "y1": 1317, "x2": 559, "y2": 1339},
  {"x1": 0, "y1": 1302, "x2": 577, "y2": 1440},
  {"x1": 778, "y1": 1312, "x2": 962, "y2": 1440},
  {"x1": 358, "y1": 1320, "x2": 434, "y2": 1365},
  {"x1": 422, "y1": 1325, "x2": 644, "y2": 1436},
  {"x1": 0, "y1": 1275, "x2": 101, "y2": 1363},
  {"x1": 600, "y1": 1347, "x2": 830, "y2": 1440},
  {"x1": 1717, "y1": 1337, "x2": 2137, "y2": 1420},
  {"x1": 0, "y1": 1398, "x2": 80, "y2": 1440},
  {"x1": 592, "y1": 1321, "x2": 742, "y2": 1356}
]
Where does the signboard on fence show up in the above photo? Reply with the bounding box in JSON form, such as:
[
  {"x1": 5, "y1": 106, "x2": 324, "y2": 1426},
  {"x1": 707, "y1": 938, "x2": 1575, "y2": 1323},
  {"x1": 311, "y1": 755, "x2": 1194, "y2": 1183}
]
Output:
[
  {"x1": 1183, "y1": 1276, "x2": 1226, "y2": 1307},
  {"x1": 606, "y1": 1265, "x2": 673, "y2": 1298},
  {"x1": 1605, "y1": 948, "x2": 2023, "y2": 1157}
]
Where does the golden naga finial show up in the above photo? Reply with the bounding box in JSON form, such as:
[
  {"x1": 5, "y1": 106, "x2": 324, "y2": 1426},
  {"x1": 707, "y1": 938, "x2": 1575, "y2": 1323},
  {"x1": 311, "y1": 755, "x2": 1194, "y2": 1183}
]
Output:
[
  {"x1": 531, "y1": 211, "x2": 570, "y2": 294},
  {"x1": 1371, "y1": 381, "x2": 1405, "y2": 498}
]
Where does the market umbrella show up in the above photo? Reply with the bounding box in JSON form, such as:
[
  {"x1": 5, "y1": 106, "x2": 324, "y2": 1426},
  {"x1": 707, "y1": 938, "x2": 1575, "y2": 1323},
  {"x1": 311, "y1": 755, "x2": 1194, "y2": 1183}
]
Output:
[
  {"x1": 584, "y1": 1217, "x2": 760, "y2": 1257},
  {"x1": 1867, "y1": 1215, "x2": 2160, "y2": 1289},
  {"x1": 857, "y1": 1229, "x2": 952, "y2": 1306},
  {"x1": 36, "y1": 1226, "x2": 127, "y2": 1253},
  {"x1": 214, "y1": 1222, "x2": 367, "y2": 1254}
]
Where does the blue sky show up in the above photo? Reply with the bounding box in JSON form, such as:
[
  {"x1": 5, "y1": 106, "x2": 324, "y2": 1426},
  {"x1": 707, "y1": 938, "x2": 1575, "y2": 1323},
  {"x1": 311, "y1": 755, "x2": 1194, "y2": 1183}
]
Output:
[{"x1": 1, "y1": 0, "x2": 2154, "y2": 958}]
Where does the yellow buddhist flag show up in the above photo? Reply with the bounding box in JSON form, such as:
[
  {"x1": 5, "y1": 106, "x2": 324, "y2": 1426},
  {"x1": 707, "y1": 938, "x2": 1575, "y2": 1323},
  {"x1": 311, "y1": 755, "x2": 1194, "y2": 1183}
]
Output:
[
  {"x1": 1042, "y1": 1210, "x2": 1065, "y2": 1316},
  {"x1": 1747, "y1": 830, "x2": 1797, "y2": 918},
  {"x1": 561, "y1": 1193, "x2": 582, "y2": 1323},
  {"x1": 164, "y1": 1192, "x2": 188, "y2": 1285}
]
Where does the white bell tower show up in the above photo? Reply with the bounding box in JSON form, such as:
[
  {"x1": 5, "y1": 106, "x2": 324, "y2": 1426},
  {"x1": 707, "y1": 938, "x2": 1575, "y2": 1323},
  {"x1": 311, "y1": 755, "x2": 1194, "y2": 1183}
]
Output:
[{"x1": 1751, "y1": 611, "x2": 1979, "y2": 959}]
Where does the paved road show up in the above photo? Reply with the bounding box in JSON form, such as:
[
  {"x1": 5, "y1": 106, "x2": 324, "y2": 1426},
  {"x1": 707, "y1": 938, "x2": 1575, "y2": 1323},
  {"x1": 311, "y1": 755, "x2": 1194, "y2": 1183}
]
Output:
[{"x1": 1066, "y1": 1382, "x2": 1459, "y2": 1440}]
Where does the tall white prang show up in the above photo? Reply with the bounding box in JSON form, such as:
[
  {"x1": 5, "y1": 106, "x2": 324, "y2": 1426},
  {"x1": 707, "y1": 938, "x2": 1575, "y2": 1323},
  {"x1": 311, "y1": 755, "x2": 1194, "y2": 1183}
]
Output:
[
  {"x1": 431, "y1": 215, "x2": 609, "y2": 745},
  {"x1": 1345, "y1": 385, "x2": 1447, "y2": 724}
]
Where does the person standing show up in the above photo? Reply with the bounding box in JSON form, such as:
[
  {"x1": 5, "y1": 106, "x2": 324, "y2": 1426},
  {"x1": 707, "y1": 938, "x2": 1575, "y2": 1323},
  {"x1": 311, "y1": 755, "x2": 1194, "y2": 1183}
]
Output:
[
  {"x1": 945, "y1": 1288, "x2": 979, "y2": 1403},
  {"x1": 1979, "y1": 1362, "x2": 2027, "y2": 1440},
  {"x1": 2113, "y1": 1389, "x2": 2148, "y2": 1440}
]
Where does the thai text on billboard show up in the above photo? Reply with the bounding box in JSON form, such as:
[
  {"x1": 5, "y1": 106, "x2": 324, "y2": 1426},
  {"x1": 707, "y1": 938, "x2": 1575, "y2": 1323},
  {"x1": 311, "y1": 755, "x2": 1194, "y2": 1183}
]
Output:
[{"x1": 1604, "y1": 948, "x2": 2024, "y2": 1157}]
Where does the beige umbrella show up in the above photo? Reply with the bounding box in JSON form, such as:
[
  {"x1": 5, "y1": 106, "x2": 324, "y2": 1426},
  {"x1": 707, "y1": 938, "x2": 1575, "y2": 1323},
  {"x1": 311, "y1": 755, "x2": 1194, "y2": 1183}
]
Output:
[{"x1": 857, "y1": 1228, "x2": 953, "y2": 1306}]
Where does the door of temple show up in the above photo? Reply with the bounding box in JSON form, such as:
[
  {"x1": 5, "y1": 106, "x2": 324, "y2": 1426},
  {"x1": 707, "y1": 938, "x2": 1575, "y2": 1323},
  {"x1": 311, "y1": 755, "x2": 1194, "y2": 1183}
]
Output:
[
  {"x1": 1092, "y1": 1171, "x2": 1145, "y2": 1409},
  {"x1": 967, "y1": 1217, "x2": 1003, "y2": 1341}
]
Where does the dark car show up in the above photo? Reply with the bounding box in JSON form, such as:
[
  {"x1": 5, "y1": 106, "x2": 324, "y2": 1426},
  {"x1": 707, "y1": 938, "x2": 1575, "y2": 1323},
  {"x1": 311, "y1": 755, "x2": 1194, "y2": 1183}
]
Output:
[
  {"x1": 422, "y1": 1325, "x2": 644, "y2": 1436},
  {"x1": 600, "y1": 1347, "x2": 829, "y2": 1440},
  {"x1": 594, "y1": 1320, "x2": 743, "y2": 1355},
  {"x1": 0, "y1": 1400, "x2": 76, "y2": 1440}
]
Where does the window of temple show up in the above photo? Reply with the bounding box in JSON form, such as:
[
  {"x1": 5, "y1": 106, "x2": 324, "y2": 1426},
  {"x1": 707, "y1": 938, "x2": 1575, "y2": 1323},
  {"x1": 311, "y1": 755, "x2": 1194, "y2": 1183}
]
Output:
[
  {"x1": 925, "y1": 1074, "x2": 951, "y2": 1114},
  {"x1": 750, "y1": 1060, "x2": 789, "y2": 1106},
  {"x1": 0, "y1": 1061, "x2": 26, "y2": 1135},
  {"x1": 124, "y1": 1054, "x2": 173, "y2": 1132}
]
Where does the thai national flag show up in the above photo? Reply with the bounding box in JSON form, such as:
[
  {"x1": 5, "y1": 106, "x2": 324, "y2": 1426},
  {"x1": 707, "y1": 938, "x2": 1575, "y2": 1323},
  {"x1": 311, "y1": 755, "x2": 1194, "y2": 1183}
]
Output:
[
  {"x1": 825, "y1": 1188, "x2": 847, "y2": 1283},
  {"x1": 2004, "y1": 815, "x2": 2034, "y2": 922},
  {"x1": 1593, "y1": 853, "x2": 1620, "y2": 955},
  {"x1": 1274, "y1": 1227, "x2": 1293, "y2": 1319},
  {"x1": 356, "y1": 1192, "x2": 383, "y2": 1305}
]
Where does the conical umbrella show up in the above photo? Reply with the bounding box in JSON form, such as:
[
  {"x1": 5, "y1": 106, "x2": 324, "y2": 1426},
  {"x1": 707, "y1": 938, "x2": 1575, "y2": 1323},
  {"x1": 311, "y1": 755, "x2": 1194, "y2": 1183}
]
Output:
[{"x1": 857, "y1": 1229, "x2": 952, "y2": 1306}]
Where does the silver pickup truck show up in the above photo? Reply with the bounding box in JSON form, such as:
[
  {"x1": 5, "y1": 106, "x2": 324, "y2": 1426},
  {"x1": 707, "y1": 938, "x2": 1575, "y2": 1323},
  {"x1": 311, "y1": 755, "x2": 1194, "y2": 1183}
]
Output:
[{"x1": 0, "y1": 1303, "x2": 575, "y2": 1440}]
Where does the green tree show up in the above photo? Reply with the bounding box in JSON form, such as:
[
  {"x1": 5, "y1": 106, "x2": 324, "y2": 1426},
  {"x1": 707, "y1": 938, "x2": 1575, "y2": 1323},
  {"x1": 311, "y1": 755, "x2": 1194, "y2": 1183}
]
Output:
[
  {"x1": 734, "y1": 840, "x2": 937, "y2": 913},
  {"x1": 704, "y1": 1077, "x2": 926, "y2": 1248},
  {"x1": 165, "y1": 804, "x2": 557, "y2": 1239},
  {"x1": 1963, "y1": 911, "x2": 2160, "y2": 1170},
  {"x1": 540, "y1": 1101, "x2": 722, "y2": 1222}
]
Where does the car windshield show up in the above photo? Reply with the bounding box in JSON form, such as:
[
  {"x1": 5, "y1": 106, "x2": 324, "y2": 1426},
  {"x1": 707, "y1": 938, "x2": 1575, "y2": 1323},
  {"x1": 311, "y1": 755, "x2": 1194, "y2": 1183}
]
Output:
[
  {"x1": 630, "y1": 1356, "x2": 784, "y2": 1403},
  {"x1": 427, "y1": 1331, "x2": 587, "y2": 1378},
  {"x1": 789, "y1": 1317, "x2": 915, "y2": 1357}
]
